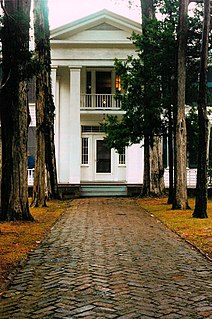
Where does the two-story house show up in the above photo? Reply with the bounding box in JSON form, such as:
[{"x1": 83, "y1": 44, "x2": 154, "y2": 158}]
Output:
[{"x1": 45, "y1": 10, "x2": 143, "y2": 196}]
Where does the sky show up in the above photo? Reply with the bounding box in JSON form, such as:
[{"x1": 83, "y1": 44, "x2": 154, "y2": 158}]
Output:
[{"x1": 48, "y1": 0, "x2": 141, "y2": 29}]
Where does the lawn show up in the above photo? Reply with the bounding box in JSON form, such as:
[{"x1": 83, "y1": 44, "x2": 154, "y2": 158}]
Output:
[
  {"x1": 137, "y1": 197, "x2": 212, "y2": 261},
  {"x1": 0, "y1": 200, "x2": 70, "y2": 294}
]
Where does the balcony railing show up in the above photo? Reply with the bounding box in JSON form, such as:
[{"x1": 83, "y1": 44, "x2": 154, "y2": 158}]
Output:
[
  {"x1": 28, "y1": 168, "x2": 34, "y2": 186},
  {"x1": 81, "y1": 94, "x2": 121, "y2": 110},
  {"x1": 164, "y1": 168, "x2": 198, "y2": 188}
]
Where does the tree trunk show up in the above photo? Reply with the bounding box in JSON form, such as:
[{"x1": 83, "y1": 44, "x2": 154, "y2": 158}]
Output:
[
  {"x1": 32, "y1": 0, "x2": 59, "y2": 205},
  {"x1": 167, "y1": 106, "x2": 174, "y2": 204},
  {"x1": 172, "y1": 0, "x2": 190, "y2": 210},
  {"x1": 140, "y1": 0, "x2": 165, "y2": 197},
  {"x1": 150, "y1": 136, "x2": 165, "y2": 195},
  {"x1": 31, "y1": 1, "x2": 48, "y2": 207},
  {"x1": 0, "y1": 0, "x2": 33, "y2": 221},
  {"x1": 142, "y1": 134, "x2": 151, "y2": 196},
  {"x1": 140, "y1": 0, "x2": 155, "y2": 21},
  {"x1": 33, "y1": 0, "x2": 59, "y2": 200},
  {"x1": 31, "y1": 81, "x2": 47, "y2": 207},
  {"x1": 193, "y1": 0, "x2": 210, "y2": 218}
]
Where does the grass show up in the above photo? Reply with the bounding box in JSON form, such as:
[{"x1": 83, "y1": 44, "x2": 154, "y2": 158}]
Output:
[
  {"x1": 0, "y1": 199, "x2": 70, "y2": 294},
  {"x1": 136, "y1": 197, "x2": 212, "y2": 261}
]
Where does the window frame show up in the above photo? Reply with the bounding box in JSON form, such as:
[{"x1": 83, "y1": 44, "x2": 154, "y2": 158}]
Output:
[
  {"x1": 81, "y1": 137, "x2": 89, "y2": 166},
  {"x1": 118, "y1": 147, "x2": 126, "y2": 166}
]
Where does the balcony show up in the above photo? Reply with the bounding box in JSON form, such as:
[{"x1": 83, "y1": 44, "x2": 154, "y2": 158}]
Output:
[{"x1": 81, "y1": 94, "x2": 121, "y2": 110}]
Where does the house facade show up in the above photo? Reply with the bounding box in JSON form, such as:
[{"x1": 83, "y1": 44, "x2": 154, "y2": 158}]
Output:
[
  {"x1": 1, "y1": 9, "x2": 211, "y2": 195},
  {"x1": 47, "y1": 10, "x2": 144, "y2": 195}
]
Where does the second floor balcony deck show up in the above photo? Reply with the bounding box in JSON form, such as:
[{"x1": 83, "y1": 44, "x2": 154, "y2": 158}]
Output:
[{"x1": 81, "y1": 94, "x2": 121, "y2": 110}]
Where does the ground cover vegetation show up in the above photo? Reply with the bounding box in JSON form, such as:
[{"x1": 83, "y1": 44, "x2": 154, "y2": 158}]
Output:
[
  {"x1": 137, "y1": 197, "x2": 212, "y2": 260},
  {"x1": 0, "y1": 200, "x2": 69, "y2": 294}
]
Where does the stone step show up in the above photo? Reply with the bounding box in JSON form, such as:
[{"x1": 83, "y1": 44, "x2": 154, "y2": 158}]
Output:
[{"x1": 80, "y1": 184, "x2": 127, "y2": 197}]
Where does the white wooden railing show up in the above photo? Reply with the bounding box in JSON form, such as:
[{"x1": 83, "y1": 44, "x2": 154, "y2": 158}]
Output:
[
  {"x1": 28, "y1": 169, "x2": 34, "y2": 186},
  {"x1": 28, "y1": 167, "x2": 212, "y2": 188},
  {"x1": 164, "y1": 168, "x2": 197, "y2": 188},
  {"x1": 81, "y1": 94, "x2": 121, "y2": 109}
]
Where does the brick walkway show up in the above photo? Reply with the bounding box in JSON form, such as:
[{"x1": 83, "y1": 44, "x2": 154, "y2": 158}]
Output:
[{"x1": 0, "y1": 198, "x2": 211, "y2": 319}]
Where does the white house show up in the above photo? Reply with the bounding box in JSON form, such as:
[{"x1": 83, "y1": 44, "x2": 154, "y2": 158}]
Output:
[
  {"x1": 0, "y1": 9, "x2": 205, "y2": 195},
  {"x1": 47, "y1": 10, "x2": 144, "y2": 196}
]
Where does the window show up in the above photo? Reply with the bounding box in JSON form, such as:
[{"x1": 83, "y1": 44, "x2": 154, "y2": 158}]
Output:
[
  {"x1": 86, "y1": 71, "x2": 91, "y2": 94},
  {"x1": 119, "y1": 148, "x2": 126, "y2": 165},
  {"x1": 81, "y1": 137, "x2": 89, "y2": 165},
  {"x1": 116, "y1": 74, "x2": 122, "y2": 92},
  {"x1": 96, "y1": 71, "x2": 112, "y2": 94},
  {"x1": 82, "y1": 126, "x2": 104, "y2": 133}
]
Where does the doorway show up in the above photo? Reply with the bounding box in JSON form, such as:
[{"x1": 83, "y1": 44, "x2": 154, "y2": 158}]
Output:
[{"x1": 96, "y1": 140, "x2": 111, "y2": 173}]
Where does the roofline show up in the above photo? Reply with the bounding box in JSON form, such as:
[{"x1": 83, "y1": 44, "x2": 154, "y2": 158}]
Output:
[{"x1": 50, "y1": 9, "x2": 141, "y2": 38}]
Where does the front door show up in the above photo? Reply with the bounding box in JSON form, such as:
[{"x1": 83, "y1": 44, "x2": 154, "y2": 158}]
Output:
[
  {"x1": 95, "y1": 138, "x2": 112, "y2": 181},
  {"x1": 96, "y1": 140, "x2": 111, "y2": 173}
]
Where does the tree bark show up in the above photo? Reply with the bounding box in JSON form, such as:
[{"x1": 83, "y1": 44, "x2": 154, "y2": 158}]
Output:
[
  {"x1": 172, "y1": 0, "x2": 190, "y2": 210},
  {"x1": 167, "y1": 106, "x2": 174, "y2": 204},
  {"x1": 0, "y1": 0, "x2": 33, "y2": 220},
  {"x1": 31, "y1": 75, "x2": 47, "y2": 207},
  {"x1": 33, "y1": 0, "x2": 59, "y2": 201},
  {"x1": 140, "y1": 0, "x2": 165, "y2": 197},
  {"x1": 31, "y1": 0, "x2": 48, "y2": 207},
  {"x1": 142, "y1": 134, "x2": 151, "y2": 196},
  {"x1": 193, "y1": 0, "x2": 210, "y2": 218},
  {"x1": 150, "y1": 136, "x2": 165, "y2": 195}
]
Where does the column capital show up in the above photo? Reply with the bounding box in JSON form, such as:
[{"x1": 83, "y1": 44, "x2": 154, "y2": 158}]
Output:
[{"x1": 69, "y1": 66, "x2": 82, "y2": 71}]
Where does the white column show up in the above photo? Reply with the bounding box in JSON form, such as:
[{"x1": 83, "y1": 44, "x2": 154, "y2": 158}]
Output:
[
  {"x1": 51, "y1": 66, "x2": 58, "y2": 104},
  {"x1": 51, "y1": 66, "x2": 60, "y2": 178},
  {"x1": 69, "y1": 67, "x2": 81, "y2": 183}
]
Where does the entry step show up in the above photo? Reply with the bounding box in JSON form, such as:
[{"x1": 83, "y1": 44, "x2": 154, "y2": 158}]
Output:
[{"x1": 80, "y1": 184, "x2": 127, "y2": 197}]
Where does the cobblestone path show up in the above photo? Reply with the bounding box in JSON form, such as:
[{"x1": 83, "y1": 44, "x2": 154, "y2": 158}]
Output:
[{"x1": 0, "y1": 198, "x2": 211, "y2": 319}]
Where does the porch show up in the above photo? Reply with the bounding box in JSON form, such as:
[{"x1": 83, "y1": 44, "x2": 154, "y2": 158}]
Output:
[{"x1": 81, "y1": 94, "x2": 121, "y2": 110}]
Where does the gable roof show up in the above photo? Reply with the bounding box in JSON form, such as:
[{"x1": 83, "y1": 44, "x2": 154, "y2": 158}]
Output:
[{"x1": 50, "y1": 9, "x2": 141, "y2": 42}]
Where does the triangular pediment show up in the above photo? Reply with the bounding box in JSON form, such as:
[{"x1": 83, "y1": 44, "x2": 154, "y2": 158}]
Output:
[
  {"x1": 88, "y1": 23, "x2": 121, "y2": 31},
  {"x1": 50, "y1": 9, "x2": 141, "y2": 43}
]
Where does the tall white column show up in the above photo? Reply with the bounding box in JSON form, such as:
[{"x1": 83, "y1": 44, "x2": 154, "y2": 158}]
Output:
[
  {"x1": 51, "y1": 66, "x2": 59, "y2": 173},
  {"x1": 69, "y1": 67, "x2": 81, "y2": 183}
]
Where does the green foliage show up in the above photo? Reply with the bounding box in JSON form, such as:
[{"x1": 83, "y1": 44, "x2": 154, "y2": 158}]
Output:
[
  {"x1": 103, "y1": 1, "x2": 179, "y2": 151},
  {"x1": 103, "y1": 0, "x2": 209, "y2": 154}
]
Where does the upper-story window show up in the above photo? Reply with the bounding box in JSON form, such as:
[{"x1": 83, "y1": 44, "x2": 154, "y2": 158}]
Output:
[
  {"x1": 96, "y1": 71, "x2": 112, "y2": 94},
  {"x1": 115, "y1": 74, "x2": 122, "y2": 92},
  {"x1": 86, "y1": 70, "x2": 112, "y2": 94},
  {"x1": 86, "y1": 71, "x2": 92, "y2": 94}
]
